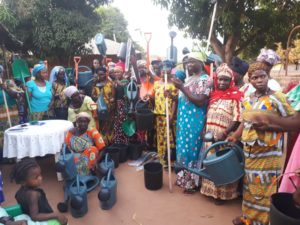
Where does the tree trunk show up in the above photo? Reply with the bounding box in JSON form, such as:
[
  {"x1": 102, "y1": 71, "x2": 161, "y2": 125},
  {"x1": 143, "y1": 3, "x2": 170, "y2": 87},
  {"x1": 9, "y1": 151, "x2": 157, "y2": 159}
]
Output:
[{"x1": 210, "y1": 33, "x2": 238, "y2": 64}]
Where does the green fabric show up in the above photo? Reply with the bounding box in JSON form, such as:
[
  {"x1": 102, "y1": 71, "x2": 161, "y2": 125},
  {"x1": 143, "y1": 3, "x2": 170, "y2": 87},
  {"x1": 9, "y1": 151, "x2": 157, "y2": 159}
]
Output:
[
  {"x1": 0, "y1": 88, "x2": 16, "y2": 107},
  {"x1": 287, "y1": 84, "x2": 300, "y2": 111}
]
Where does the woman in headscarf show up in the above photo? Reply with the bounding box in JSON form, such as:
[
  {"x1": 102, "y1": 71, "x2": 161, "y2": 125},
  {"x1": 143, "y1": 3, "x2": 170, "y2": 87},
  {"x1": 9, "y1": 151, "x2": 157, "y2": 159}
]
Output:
[
  {"x1": 64, "y1": 85, "x2": 97, "y2": 129},
  {"x1": 172, "y1": 52, "x2": 212, "y2": 193},
  {"x1": 112, "y1": 64, "x2": 129, "y2": 144},
  {"x1": 241, "y1": 49, "x2": 282, "y2": 97},
  {"x1": 65, "y1": 112, "x2": 105, "y2": 175},
  {"x1": 49, "y1": 67, "x2": 68, "y2": 120},
  {"x1": 200, "y1": 63, "x2": 243, "y2": 204},
  {"x1": 153, "y1": 60, "x2": 178, "y2": 166},
  {"x1": 26, "y1": 62, "x2": 52, "y2": 120},
  {"x1": 229, "y1": 61, "x2": 294, "y2": 225},
  {"x1": 91, "y1": 67, "x2": 115, "y2": 143}
]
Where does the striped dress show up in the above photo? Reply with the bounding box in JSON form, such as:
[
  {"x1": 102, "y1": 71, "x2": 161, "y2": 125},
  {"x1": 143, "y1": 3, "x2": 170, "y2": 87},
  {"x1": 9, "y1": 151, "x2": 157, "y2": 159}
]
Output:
[
  {"x1": 241, "y1": 92, "x2": 294, "y2": 225},
  {"x1": 201, "y1": 99, "x2": 242, "y2": 200}
]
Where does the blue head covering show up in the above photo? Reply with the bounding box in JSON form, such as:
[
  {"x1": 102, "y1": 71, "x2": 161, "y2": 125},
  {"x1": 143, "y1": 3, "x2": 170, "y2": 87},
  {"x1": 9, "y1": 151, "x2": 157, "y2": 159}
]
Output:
[
  {"x1": 175, "y1": 70, "x2": 186, "y2": 82},
  {"x1": 32, "y1": 63, "x2": 46, "y2": 77},
  {"x1": 49, "y1": 66, "x2": 69, "y2": 84},
  {"x1": 231, "y1": 57, "x2": 249, "y2": 76},
  {"x1": 162, "y1": 60, "x2": 175, "y2": 69}
]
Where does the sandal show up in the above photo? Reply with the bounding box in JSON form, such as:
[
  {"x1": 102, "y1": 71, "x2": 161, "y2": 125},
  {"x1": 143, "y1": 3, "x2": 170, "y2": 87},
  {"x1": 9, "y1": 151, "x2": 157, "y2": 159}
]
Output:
[{"x1": 232, "y1": 216, "x2": 244, "y2": 225}]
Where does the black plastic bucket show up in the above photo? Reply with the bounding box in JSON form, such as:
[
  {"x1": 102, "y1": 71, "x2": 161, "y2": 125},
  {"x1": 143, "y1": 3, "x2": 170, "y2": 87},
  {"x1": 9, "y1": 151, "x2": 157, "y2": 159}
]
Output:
[
  {"x1": 128, "y1": 141, "x2": 143, "y2": 160},
  {"x1": 270, "y1": 192, "x2": 300, "y2": 225},
  {"x1": 144, "y1": 162, "x2": 163, "y2": 190},
  {"x1": 136, "y1": 109, "x2": 154, "y2": 131},
  {"x1": 111, "y1": 143, "x2": 128, "y2": 163},
  {"x1": 106, "y1": 147, "x2": 120, "y2": 168}
]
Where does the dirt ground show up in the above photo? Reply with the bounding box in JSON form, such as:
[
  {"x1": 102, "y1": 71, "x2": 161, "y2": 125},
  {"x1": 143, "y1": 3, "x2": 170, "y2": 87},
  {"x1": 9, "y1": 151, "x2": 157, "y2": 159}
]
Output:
[{"x1": 1, "y1": 156, "x2": 241, "y2": 225}]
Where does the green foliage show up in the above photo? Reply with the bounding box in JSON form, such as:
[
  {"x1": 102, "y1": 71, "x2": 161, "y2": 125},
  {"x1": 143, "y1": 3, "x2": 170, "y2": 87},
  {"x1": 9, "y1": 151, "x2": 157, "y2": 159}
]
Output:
[
  {"x1": 95, "y1": 6, "x2": 130, "y2": 42},
  {"x1": 0, "y1": 4, "x2": 18, "y2": 28},
  {"x1": 1, "y1": 0, "x2": 110, "y2": 58},
  {"x1": 153, "y1": 0, "x2": 300, "y2": 62}
]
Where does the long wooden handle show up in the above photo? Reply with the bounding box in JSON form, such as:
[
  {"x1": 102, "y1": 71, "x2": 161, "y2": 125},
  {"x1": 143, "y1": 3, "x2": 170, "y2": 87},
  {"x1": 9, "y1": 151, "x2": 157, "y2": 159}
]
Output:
[
  {"x1": 164, "y1": 72, "x2": 173, "y2": 193},
  {"x1": 74, "y1": 56, "x2": 81, "y2": 88}
]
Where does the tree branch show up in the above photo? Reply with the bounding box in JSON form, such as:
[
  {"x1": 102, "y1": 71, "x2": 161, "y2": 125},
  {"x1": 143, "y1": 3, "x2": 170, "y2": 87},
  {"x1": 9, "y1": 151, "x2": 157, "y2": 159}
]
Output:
[
  {"x1": 234, "y1": 29, "x2": 263, "y2": 55},
  {"x1": 210, "y1": 33, "x2": 225, "y2": 61}
]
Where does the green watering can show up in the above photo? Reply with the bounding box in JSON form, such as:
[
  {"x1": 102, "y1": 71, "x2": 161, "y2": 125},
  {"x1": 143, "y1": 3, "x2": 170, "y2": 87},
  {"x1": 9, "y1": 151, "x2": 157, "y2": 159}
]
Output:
[
  {"x1": 176, "y1": 141, "x2": 245, "y2": 186},
  {"x1": 11, "y1": 59, "x2": 32, "y2": 115}
]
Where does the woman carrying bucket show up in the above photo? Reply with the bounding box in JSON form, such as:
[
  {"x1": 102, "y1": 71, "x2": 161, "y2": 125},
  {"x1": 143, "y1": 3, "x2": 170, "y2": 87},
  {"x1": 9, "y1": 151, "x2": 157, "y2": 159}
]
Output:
[
  {"x1": 228, "y1": 61, "x2": 294, "y2": 225},
  {"x1": 153, "y1": 60, "x2": 178, "y2": 167},
  {"x1": 200, "y1": 63, "x2": 242, "y2": 204}
]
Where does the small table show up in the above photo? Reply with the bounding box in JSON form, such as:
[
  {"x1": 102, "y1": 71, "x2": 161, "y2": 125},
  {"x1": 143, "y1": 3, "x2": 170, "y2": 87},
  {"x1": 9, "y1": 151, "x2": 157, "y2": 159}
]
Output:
[{"x1": 3, "y1": 120, "x2": 73, "y2": 180}]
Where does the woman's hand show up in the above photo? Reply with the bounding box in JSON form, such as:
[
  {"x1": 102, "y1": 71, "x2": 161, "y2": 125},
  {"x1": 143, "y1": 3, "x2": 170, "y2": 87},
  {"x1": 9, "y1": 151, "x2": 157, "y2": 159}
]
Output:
[
  {"x1": 171, "y1": 77, "x2": 183, "y2": 90},
  {"x1": 226, "y1": 134, "x2": 239, "y2": 143},
  {"x1": 215, "y1": 131, "x2": 226, "y2": 141}
]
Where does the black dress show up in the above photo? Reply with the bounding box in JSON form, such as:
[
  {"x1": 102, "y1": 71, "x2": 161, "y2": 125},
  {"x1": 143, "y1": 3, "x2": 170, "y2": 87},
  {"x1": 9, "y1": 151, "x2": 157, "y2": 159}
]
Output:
[{"x1": 15, "y1": 186, "x2": 53, "y2": 214}]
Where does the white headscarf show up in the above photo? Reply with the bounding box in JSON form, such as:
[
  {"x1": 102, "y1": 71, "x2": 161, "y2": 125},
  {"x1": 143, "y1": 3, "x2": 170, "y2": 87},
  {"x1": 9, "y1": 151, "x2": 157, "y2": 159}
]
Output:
[{"x1": 64, "y1": 85, "x2": 78, "y2": 98}]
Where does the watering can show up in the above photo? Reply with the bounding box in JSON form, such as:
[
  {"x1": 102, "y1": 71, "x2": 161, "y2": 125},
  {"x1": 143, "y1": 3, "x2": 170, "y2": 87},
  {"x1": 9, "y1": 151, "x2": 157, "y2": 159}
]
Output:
[
  {"x1": 69, "y1": 175, "x2": 88, "y2": 218},
  {"x1": 126, "y1": 77, "x2": 138, "y2": 114},
  {"x1": 98, "y1": 153, "x2": 115, "y2": 178},
  {"x1": 98, "y1": 169, "x2": 117, "y2": 210},
  {"x1": 77, "y1": 66, "x2": 93, "y2": 89},
  {"x1": 176, "y1": 141, "x2": 244, "y2": 186},
  {"x1": 95, "y1": 33, "x2": 107, "y2": 56},
  {"x1": 56, "y1": 144, "x2": 77, "y2": 182}
]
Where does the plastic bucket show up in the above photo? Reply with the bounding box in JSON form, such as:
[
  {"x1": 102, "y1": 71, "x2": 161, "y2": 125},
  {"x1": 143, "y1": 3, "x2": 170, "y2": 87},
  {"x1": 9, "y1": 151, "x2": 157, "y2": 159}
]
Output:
[
  {"x1": 136, "y1": 109, "x2": 154, "y2": 131},
  {"x1": 144, "y1": 162, "x2": 163, "y2": 190},
  {"x1": 270, "y1": 192, "x2": 300, "y2": 225},
  {"x1": 111, "y1": 143, "x2": 128, "y2": 163},
  {"x1": 128, "y1": 141, "x2": 143, "y2": 160},
  {"x1": 106, "y1": 147, "x2": 120, "y2": 168}
]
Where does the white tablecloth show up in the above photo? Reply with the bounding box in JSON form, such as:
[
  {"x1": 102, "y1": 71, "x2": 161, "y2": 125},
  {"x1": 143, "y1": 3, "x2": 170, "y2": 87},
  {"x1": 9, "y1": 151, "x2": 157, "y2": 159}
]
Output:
[{"x1": 3, "y1": 120, "x2": 73, "y2": 159}]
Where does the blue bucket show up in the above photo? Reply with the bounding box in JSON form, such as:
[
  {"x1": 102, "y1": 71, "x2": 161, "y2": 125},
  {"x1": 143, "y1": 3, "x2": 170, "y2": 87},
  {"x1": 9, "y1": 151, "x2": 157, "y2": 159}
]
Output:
[{"x1": 98, "y1": 169, "x2": 117, "y2": 210}]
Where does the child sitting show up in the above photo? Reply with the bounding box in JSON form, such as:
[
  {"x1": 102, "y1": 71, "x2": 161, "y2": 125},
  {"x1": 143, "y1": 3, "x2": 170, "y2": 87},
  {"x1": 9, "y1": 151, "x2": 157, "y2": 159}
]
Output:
[{"x1": 11, "y1": 158, "x2": 68, "y2": 225}]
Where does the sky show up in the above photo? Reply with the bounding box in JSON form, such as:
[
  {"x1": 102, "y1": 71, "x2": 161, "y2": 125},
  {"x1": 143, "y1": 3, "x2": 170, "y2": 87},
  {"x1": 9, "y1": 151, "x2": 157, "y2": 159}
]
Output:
[{"x1": 111, "y1": 0, "x2": 194, "y2": 61}]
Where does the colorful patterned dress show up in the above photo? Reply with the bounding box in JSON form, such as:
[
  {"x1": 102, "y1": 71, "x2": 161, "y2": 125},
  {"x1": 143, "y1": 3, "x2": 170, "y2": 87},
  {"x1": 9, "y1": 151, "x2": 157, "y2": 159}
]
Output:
[
  {"x1": 92, "y1": 81, "x2": 114, "y2": 143},
  {"x1": 153, "y1": 81, "x2": 178, "y2": 165},
  {"x1": 175, "y1": 74, "x2": 212, "y2": 190},
  {"x1": 51, "y1": 81, "x2": 68, "y2": 119},
  {"x1": 241, "y1": 92, "x2": 294, "y2": 225},
  {"x1": 65, "y1": 128, "x2": 105, "y2": 175},
  {"x1": 201, "y1": 99, "x2": 242, "y2": 199}
]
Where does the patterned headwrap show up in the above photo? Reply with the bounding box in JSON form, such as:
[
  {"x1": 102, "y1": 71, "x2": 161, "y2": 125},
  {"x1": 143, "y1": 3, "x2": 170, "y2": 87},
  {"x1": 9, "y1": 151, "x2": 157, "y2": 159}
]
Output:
[
  {"x1": 248, "y1": 61, "x2": 270, "y2": 77},
  {"x1": 76, "y1": 112, "x2": 91, "y2": 121},
  {"x1": 32, "y1": 63, "x2": 46, "y2": 77},
  {"x1": 216, "y1": 63, "x2": 233, "y2": 78},
  {"x1": 64, "y1": 85, "x2": 79, "y2": 98},
  {"x1": 137, "y1": 60, "x2": 146, "y2": 68},
  {"x1": 209, "y1": 63, "x2": 243, "y2": 106},
  {"x1": 257, "y1": 48, "x2": 281, "y2": 66}
]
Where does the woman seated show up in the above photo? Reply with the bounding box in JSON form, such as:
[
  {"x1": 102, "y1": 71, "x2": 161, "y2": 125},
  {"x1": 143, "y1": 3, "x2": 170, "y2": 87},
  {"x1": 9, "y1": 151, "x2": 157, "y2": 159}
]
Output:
[
  {"x1": 65, "y1": 112, "x2": 105, "y2": 175},
  {"x1": 64, "y1": 85, "x2": 97, "y2": 129}
]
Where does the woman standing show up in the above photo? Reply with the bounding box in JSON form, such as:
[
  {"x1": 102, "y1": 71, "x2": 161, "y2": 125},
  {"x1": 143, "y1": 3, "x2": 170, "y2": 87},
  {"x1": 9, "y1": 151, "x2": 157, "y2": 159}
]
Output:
[
  {"x1": 112, "y1": 65, "x2": 129, "y2": 144},
  {"x1": 50, "y1": 67, "x2": 68, "y2": 120},
  {"x1": 172, "y1": 52, "x2": 212, "y2": 193},
  {"x1": 229, "y1": 62, "x2": 294, "y2": 225},
  {"x1": 200, "y1": 63, "x2": 242, "y2": 203},
  {"x1": 153, "y1": 60, "x2": 178, "y2": 166},
  {"x1": 26, "y1": 63, "x2": 52, "y2": 120},
  {"x1": 64, "y1": 86, "x2": 97, "y2": 129},
  {"x1": 91, "y1": 67, "x2": 115, "y2": 143}
]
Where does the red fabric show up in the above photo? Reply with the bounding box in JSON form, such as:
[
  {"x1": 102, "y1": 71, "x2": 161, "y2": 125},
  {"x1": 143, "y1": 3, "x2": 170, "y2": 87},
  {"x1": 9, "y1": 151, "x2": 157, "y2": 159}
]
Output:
[
  {"x1": 204, "y1": 64, "x2": 211, "y2": 76},
  {"x1": 209, "y1": 74, "x2": 243, "y2": 106}
]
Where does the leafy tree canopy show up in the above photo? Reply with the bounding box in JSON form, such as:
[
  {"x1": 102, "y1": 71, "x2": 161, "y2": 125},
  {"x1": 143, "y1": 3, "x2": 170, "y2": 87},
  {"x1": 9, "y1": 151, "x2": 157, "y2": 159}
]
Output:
[
  {"x1": 0, "y1": 0, "x2": 111, "y2": 59},
  {"x1": 153, "y1": 0, "x2": 300, "y2": 63}
]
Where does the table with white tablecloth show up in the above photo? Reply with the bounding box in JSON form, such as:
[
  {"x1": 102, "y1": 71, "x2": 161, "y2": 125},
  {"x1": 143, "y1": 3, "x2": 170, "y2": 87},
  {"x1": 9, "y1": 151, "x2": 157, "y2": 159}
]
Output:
[{"x1": 3, "y1": 120, "x2": 73, "y2": 159}]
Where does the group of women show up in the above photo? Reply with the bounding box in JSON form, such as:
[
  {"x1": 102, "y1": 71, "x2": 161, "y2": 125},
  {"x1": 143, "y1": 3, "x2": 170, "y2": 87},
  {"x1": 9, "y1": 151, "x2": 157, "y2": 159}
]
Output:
[{"x1": 0, "y1": 48, "x2": 299, "y2": 225}]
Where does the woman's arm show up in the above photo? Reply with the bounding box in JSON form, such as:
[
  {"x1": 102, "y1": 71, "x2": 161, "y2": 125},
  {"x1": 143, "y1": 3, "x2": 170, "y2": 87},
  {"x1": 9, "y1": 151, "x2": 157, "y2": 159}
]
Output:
[
  {"x1": 226, "y1": 123, "x2": 244, "y2": 143},
  {"x1": 180, "y1": 87, "x2": 208, "y2": 107}
]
